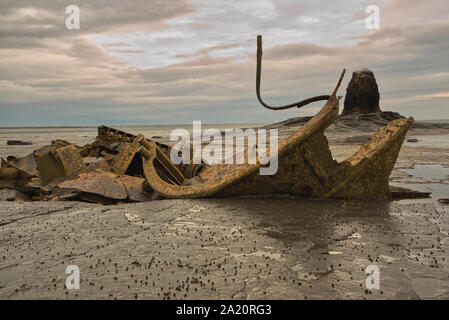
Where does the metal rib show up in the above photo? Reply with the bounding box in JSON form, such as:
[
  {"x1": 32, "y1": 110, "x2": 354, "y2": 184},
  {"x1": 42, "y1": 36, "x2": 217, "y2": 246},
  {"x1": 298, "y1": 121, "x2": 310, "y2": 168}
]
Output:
[{"x1": 256, "y1": 35, "x2": 331, "y2": 111}]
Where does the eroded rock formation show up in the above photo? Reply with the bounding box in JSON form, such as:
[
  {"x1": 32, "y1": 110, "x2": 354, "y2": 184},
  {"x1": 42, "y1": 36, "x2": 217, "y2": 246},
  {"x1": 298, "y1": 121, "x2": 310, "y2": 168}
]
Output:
[{"x1": 342, "y1": 68, "x2": 381, "y2": 115}]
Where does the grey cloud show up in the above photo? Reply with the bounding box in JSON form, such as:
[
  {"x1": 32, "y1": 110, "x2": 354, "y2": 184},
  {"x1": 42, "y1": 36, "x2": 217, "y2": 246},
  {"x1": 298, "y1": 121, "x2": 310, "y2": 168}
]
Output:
[
  {"x1": 264, "y1": 42, "x2": 335, "y2": 60},
  {"x1": 0, "y1": 0, "x2": 193, "y2": 48},
  {"x1": 0, "y1": 0, "x2": 448, "y2": 126}
]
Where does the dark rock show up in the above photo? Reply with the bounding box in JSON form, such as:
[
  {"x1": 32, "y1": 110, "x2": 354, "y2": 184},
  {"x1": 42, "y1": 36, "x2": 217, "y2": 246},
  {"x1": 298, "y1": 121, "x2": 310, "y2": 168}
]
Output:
[
  {"x1": 407, "y1": 138, "x2": 419, "y2": 143},
  {"x1": 438, "y1": 199, "x2": 449, "y2": 205},
  {"x1": 342, "y1": 68, "x2": 381, "y2": 115},
  {"x1": 335, "y1": 112, "x2": 405, "y2": 132},
  {"x1": 266, "y1": 69, "x2": 409, "y2": 132},
  {"x1": 390, "y1": 186, "x2": 431, "y2": 200},
  {"x1": 7, "y1": 140, "x2": 32, "y2": 145}
]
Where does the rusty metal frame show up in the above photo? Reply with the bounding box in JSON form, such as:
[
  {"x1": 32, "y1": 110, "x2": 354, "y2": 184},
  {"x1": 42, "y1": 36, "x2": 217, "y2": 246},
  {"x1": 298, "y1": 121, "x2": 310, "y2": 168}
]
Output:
[{"x1": 256, "y1": 35, "x2": 332, "y2": 111}]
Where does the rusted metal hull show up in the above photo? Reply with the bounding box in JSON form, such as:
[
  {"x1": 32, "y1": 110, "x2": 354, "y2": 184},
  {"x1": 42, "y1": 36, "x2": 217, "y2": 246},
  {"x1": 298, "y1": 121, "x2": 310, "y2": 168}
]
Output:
[{"x1": 141, "y1": 94, "x2": 413, "y2": 201}]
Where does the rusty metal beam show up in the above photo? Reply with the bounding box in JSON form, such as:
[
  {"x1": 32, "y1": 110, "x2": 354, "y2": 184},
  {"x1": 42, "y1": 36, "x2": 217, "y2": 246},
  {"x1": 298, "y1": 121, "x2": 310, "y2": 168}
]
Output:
[{"x1": 256, "y1": 35, "x2": 331, "y2": 111}]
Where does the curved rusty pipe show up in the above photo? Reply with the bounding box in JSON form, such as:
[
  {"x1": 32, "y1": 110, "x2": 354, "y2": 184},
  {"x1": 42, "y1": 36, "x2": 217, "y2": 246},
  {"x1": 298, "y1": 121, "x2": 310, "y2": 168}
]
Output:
[{"x1": 256, "y1": 35, "x2": 331, "y2": 110}]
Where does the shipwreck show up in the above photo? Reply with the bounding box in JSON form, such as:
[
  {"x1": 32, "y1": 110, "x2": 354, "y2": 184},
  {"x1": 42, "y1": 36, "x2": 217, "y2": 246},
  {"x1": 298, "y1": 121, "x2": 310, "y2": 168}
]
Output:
[{"x1": 0, "y1": 36, "x2": 417, "y2": 203}]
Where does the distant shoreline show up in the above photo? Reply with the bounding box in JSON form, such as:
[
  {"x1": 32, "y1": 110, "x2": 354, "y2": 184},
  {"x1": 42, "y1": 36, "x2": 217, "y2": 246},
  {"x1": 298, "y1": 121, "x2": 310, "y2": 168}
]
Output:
[
  {"x1": 0, "y1": 119, "x2": 447, "y2": 130},
  {"x1": 0, "y1": 126, "x2": 98, "y2": 129},
  {"x1": 0, "y1": 123, "x2": 266, "y2": 129}
]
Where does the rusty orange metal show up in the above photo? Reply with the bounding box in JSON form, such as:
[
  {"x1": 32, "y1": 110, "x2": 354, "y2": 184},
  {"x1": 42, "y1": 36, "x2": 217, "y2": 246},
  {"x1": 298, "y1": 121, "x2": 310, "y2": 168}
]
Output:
[{"x1": 35, "y1": 144, "x2": 85, "y2": 184}]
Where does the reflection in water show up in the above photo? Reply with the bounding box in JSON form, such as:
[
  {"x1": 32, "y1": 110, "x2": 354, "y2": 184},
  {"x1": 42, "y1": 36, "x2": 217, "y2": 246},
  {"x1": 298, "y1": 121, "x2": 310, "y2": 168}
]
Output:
[
  {"x1": 226, "y1": 195, "x2": 409, "y2": 299},
  {"x1": 395, "y1": 164, "x2": 449, "y2": 204},
  {"x1": 401, "y1": 164, "x2": 449, "y2": 182},
  {"x1": 235, "y1": 195, "x2": 393, "y2": 245}
]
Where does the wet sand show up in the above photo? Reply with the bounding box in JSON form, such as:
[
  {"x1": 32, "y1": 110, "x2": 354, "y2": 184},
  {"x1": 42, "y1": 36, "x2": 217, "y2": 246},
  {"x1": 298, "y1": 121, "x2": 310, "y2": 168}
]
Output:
[{"x1": 0, "y1": 124, "x2": 448, "y2": 299}]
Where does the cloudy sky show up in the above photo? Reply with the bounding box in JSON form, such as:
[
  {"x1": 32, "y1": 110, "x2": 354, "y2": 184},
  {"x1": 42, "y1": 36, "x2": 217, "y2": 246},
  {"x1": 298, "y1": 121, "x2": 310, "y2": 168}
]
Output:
[{"x1": 0, "y1": 0, "x2": 448, "y2": 126}]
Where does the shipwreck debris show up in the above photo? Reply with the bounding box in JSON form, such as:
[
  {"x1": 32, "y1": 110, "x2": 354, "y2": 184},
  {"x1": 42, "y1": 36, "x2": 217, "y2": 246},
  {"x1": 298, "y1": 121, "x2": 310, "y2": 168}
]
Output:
[
  {"x1": 1, "y1": 106, "x2": 416, "y2": 203},
  {"x1": 0, "y1": 114, "x2": 414, "y2": 203},
  {"x1": 137, "y1": 37, "x2": 413, "y2": 201},
  {"x1": 35, "y1": 144, "x2": 85, "y2": 184},
  {"x1": 0, "y1": 36, "x2": 419, "y2": 204}
]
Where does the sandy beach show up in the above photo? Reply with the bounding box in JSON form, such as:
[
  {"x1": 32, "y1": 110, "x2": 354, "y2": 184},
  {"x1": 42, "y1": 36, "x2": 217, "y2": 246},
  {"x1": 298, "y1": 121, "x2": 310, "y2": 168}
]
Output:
[{"x1": 0, "y1": 123, "x2": 448, "y2": 299}]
